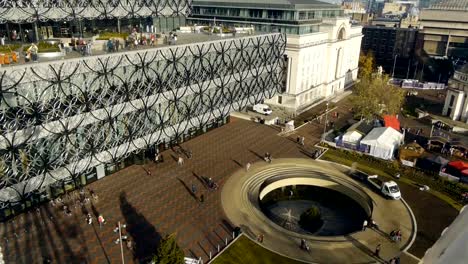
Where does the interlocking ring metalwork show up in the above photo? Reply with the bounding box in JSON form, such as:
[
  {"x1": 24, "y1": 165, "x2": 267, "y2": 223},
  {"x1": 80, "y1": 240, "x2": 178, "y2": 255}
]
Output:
[
  {"x1": 0, "y1": 33, "x2": 287, "y2": 203},
  {"x1": 0, "y1": 0, "x2": 192, "y2": 23}
]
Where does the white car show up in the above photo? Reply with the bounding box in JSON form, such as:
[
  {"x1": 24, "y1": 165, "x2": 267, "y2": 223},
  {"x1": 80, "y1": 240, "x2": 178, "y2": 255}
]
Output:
[{"x1": 253, "y1": 104, "x2": 272, "y2": 115}]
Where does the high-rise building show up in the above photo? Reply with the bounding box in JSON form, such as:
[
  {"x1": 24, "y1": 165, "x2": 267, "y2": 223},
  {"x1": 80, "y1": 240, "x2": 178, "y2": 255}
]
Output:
[
  {"x1": 361, "y1": 26, "x2": 419, "y2": 77},
  {"x1": 418, "y1": 0, "x2": 468, "y2": 59},
  {"x1": 0, "y1": 1, "x2": 286, "y2": 219},
  {"x1": 188, "y1": 0, "x2": 362, "y2": 113}
]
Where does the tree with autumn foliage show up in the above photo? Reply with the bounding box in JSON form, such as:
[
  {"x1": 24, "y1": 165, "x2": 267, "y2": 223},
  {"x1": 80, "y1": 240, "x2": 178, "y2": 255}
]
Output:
[
  {"x1": 351, "y1": 74, "x2": 405, "y2": 121},
  {"x1": 358, "y1": 51, "x2": 375, "y2": 79}
]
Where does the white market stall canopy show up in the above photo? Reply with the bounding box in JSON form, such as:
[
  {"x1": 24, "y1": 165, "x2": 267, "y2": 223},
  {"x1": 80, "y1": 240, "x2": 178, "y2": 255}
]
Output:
[
  {"x1": 342, "y1": 130, "x2": 364, "y2": 145},
  {"x1": 360, "y1": 127, "x2": 403, "y2": 160}
]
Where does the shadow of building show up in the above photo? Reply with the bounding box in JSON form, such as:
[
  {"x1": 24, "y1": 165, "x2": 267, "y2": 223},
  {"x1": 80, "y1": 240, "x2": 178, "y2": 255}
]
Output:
[{"x1": 119, "y1": 192, "x2": 161, "y2": 262}]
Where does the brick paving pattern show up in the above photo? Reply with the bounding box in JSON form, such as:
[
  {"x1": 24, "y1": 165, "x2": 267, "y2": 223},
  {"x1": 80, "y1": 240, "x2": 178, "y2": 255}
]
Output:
[{"x1": 0, "y1": 118, "x2": 319, "y2": 264}]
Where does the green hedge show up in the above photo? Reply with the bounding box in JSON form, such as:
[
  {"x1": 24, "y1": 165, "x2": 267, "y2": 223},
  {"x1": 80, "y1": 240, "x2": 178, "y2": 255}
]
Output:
[
  {"x1": 0, "y1": 44, "x2": 21, "y2": 53},
  {"x1": 95, "y1": 32, "x2": 129, "y2": 40},
  {"x1": 23, "y1": 42, "x2": 60, "y2": 53},
  {"x1": 321, "y1": 145, "x2": 468, "y2": 204}
]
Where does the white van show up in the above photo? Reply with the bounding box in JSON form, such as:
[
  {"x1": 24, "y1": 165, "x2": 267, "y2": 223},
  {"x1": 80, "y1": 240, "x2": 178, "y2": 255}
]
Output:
[{"x1": 253, "y1": 104, "x2": 272, "y2": 115}]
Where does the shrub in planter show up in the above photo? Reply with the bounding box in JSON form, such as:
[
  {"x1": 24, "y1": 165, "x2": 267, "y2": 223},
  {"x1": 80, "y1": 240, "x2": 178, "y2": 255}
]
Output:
[
  {"x1": 0, "y1": 44, "x2": 21, "y2": 53},
  {"x1": 95, "y1": 32, "x2": 129, "y2": 40},
  {"x1": 299, "y1": 206, "x2": 323, "y2": 233},
  {"x1": 23, "y1": 41, "x2": 60, "y2": 53}
]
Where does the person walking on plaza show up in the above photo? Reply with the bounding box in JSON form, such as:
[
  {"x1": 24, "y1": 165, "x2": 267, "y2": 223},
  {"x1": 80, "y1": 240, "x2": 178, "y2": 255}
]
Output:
[
  {"x1": 188, "y1": 149, "x2": 193, "y2": 159},
  {"x1": 375, "y1": 244, "x2": 381, "y2": 257},
  {"x1": 87, "y1": 213, "x2": 93, "y2": 225},
  {"x1": 199, "y1": 194, "x2": 204, "y2": 203},
  {"x1": 257, "y1": 234, "x2": 264, "y2": 243},
  {"x1": 362, "y1": 220, "x2": 367, "y2": 231},
  {"x1": 191, "y1": 184, "x2": 197, "y2": 194},
  {"x1": 27, "y1": 43, "x2": 39, "y2": 62},
  {"x1": 246, "y1": 162, "x2": 251, "y2": 171},
  {"x1": 98, "y1": 215, "x2": 105, "y2": 228},
  {"x1": 177, "y1": 156, "x2": 184, "y2": 165}
]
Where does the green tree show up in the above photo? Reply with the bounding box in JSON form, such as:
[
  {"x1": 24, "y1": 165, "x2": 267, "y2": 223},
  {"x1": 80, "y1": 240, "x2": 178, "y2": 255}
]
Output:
[
  {"x1": 299, "y1": 206, "x2": 323, "y2": 232},
  {"x1": 358, "y1": 51, "x2": 375, "y2": 79},
  {"x1": 351, "y1": 75, "x2": 405, "y2": 120},
  {"x1": 153, "y1": 234, "x2": 185, "y2": 264}
]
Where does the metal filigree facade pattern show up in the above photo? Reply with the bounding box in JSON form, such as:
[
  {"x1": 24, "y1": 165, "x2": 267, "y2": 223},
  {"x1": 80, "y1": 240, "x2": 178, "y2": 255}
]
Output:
[
  {"x1": 0, "y1": 0, "x2": 192, "y2": 23},
  {"x1": 0, "y1": 33, "x2": 286, "y2": 203}
]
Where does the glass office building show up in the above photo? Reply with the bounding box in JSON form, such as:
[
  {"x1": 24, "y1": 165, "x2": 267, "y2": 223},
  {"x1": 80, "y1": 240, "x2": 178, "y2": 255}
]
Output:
[{"x1": 188, "y1": 0, "x2": 344, "y2": 35}]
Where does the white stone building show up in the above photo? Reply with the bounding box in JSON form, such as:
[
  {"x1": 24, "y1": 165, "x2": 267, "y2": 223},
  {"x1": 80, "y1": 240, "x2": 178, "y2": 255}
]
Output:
[
  {"x1": 274, "y1": 17, "x2": 362, "y2": 113},
  {"x1": 188, "y1": 0, "x2": 363, "y2": 114},
  {"x1": 442, "y1": 64, "x2": 468, "y2": 122}
]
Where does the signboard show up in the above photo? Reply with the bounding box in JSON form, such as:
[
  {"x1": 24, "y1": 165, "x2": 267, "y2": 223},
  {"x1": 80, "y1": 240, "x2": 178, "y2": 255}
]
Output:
[{"x1": 401, "y1": 159, "x2": 415, "y2": 167}]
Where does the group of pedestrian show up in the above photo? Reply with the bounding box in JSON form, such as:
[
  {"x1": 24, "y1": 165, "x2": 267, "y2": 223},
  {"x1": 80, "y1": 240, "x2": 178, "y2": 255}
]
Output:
[
  {"x1": 25, "y1": 43, "x2": 38, "y2": 62},
  {"x1": 390, "y1": 229, "x2": 402, "y2": 242},
  {"x1": 106, "y1": 38, "x2": 120, "y2": 53},
  {"x1": 86, "y1": 213, "x2": 105, "y2": 227},
  {"x1": 264, "y1": 152, "x2": 272, "y2": 163},
  {"x1": 256, "y1": 234, "x2": 264, "y2": 243},
  {"x1": 154, "y1": 152, "x2": 164, "y2": 163},
  {"x1": 300, "y1": 239, "x2": 310, "y2": 251},
  {"x1": 207, "y1": 177, "x2": 218, "y2": 190},
  {"x1": 389, "y1": 256, "x2": 401, "y2": 264},
  {"x1": 362, "y1": 219, "x2": 378, "y2": 231}
]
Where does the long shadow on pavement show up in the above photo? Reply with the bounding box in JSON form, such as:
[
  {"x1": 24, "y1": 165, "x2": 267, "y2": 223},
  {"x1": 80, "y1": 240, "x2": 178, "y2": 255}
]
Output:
[
  {"x1": 344, "y1": 234, "x2": 384, "y2": 263},
  {"x1": 192, "y1": 172, "x2": 208, "y2": 189},
  {"x1": 119, "y1": 192, "x2": 162, "y2": 262},
  {"x1": 248, "y1": 149, "x2": 265, "y2": 161},
  {"x1": 231, "y1": 159, "x2": 243, "y2": 168},
  {"x1": 177, "y1": 178, "x2": 198, "y2": 201}
]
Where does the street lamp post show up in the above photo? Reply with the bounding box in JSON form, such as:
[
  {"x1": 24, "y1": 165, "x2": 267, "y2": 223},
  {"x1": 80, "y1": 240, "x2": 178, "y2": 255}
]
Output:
[
  {"x1": 322, "y1": 102, "x2": 329, "y2": 142},
  {"x1": 114, "y1": 221, "x2": 126, "y2": 264},
  {"x1": 392, "y1": 54, "x2": 398, "y2": 79}
]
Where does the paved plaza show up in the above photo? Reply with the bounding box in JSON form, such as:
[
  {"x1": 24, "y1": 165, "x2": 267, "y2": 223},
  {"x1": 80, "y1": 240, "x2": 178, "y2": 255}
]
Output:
[
  {"x1": 0, "y1": 104, "x2": 458, "y2": 263},
  {"x1": 0, "y1": 118, "x2": 317, "y2": 263}
]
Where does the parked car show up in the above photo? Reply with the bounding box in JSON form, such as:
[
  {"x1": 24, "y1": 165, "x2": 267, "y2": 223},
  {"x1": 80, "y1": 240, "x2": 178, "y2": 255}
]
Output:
[{"x1": 253, "y1": 104, "x2": 272, "y2": 115}]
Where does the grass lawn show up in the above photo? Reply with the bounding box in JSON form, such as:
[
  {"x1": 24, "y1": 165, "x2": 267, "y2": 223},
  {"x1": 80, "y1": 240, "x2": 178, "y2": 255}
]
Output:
[
  {"x1": 212, "y1": 235, "x2": 305, "y2": 264},
  {"x1": 320, "y1": 148, "x2": 464, "y2": 210}
]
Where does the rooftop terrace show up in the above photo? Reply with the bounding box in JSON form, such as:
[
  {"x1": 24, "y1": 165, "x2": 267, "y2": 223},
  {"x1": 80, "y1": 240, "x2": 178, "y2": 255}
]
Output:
[{"x1": 0, "y1": 31, "x2": 270, "y2": 69}]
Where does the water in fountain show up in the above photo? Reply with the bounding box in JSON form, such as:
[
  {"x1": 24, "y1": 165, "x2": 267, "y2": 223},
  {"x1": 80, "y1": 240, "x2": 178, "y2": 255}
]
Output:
[{"x1": 279, "y1": 208, "x2": 301, "y2": 232}]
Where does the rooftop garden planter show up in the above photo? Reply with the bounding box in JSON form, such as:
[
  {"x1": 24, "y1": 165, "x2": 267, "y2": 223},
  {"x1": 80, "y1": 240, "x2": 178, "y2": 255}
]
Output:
[
  {"x1": 23, "y1": 41, "x2": 60, "y2": 53},
  {"x1": 95, "y1": 32, "x2": 129, "y2": 40},
  {"x1": 0, "y1": 44, "x2": 21, "y2": 53}
]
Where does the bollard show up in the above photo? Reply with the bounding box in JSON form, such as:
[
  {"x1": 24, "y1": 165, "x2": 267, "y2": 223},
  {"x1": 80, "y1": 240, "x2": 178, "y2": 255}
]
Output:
[
  {"x1": 217, "y1": 244, "x2": 220, "y2": 252},
  {"x1": 225, "y1": 238, "x2": 228, "y2": 245},
  {"x1": 232, "y1": 231, "x2": 235, "y2": 239},
  {"x1": 209, "y1": 251, "x2": 212, "y2": 259}
]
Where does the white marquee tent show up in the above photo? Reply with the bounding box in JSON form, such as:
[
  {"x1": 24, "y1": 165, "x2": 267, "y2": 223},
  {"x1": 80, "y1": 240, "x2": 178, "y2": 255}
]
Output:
[
  {"x1": 341, "y1": 130, "x2": 364, "y2": 145},
  {"x1": 360, "y1": 127, "x2": 403, "y2": 160}
]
